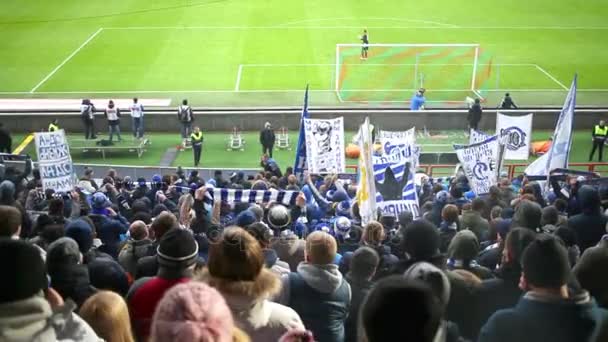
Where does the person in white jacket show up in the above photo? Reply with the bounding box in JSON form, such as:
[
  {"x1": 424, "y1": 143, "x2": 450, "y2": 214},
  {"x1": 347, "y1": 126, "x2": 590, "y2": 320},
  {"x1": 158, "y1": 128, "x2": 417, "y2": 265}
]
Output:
[{"x1": 130, "y1": 97, "x2": 144, "y2": 139}]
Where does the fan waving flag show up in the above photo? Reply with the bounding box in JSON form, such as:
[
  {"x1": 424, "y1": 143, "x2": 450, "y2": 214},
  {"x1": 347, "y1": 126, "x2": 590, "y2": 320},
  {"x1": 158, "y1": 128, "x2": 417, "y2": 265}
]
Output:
[
  {"x1": 294, "y1": 85, "x2": 310, "y2": 180},
  {"x1": 525, "y1": 75, "x2": 577, "y2": 178}
]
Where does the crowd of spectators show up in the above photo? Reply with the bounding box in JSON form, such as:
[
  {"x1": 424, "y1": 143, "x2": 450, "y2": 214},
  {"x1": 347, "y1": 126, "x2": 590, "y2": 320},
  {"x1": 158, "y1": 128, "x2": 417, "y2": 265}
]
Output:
[{"x1": 1, "y1": 157, "x2": 608, "y2": 342}]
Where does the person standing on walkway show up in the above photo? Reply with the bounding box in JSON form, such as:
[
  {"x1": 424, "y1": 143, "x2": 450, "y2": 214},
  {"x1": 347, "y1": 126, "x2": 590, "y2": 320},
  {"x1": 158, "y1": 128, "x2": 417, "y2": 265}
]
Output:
[
  {"x1": 178, "y1": 99, "x2": 194, "y2": 147},
  {"x1": 0, "y1": 123, "x2": 12, "y2": 153},
  {"x1": 589, "y1": 120, "x2": 608, "y2": 162},
  {"x1": 499, "y1": 93, "x2": 518, "y2": 109},
  {"x1": 130, "y1": 98, "x2": 144, "y2": 139},
  {"x1": 104, "y1": 100, "x2": 122, "y2": 142},
  {"x1": 260, "y1": 122, "x2": 275, "y2": 158},
  {"x1": 81, "y1": 99, "x2": 96, "y2": 139},
  {"x1": 191, "y1": 126, "x2": 204, "y2": 167},
  {"x1": 468, "y1": 98, "x2": 483, "y2": 131}
]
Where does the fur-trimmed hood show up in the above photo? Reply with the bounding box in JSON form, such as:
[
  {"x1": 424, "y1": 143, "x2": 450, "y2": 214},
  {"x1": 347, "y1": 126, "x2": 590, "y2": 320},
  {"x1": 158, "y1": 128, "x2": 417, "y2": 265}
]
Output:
[{"x1": 197, "y1": 267, "x2": 281, "y2": 300}]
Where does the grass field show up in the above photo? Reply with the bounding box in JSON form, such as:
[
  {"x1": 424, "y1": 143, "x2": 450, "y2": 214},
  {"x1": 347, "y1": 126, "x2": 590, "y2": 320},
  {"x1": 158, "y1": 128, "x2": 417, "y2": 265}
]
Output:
[
  {"x1": 11, "y1": 130, "x2": 603, "y2": 172},
  {"x1": 1, "y1": 0, "x2": 607, "y2": 107}
]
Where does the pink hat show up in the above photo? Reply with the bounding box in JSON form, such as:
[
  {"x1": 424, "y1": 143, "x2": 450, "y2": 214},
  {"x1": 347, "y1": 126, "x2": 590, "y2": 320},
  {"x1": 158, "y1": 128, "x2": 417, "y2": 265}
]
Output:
[{"x1": 151, "y1": 282, "x2": 234, "y2": 342}]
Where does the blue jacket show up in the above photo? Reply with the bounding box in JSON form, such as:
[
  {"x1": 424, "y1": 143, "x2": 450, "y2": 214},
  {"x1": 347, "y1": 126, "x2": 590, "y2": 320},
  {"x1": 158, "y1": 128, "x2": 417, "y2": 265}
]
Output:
[
  {"x1": 479, "y1": 291, "x2": 608, "y2": 342},
  {"x1": 90, "y1": 214, "x2": 129, "y2": 259},
  {"x1": 410, "y1": 94, "x2": 426, "y2": 110}
]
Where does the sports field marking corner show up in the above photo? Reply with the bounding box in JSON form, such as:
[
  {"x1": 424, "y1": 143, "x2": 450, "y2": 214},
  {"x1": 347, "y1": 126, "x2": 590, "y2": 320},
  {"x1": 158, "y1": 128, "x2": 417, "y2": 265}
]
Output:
[
  {"x1": 534, "y1": 64, "x2": 568, "y2": 91},
  {"x1": 29, "y1": 27, "x2": 104, "y2": 94},
  {"x1": 234, "y1": 64, "x2": 244, "y2": 91}
]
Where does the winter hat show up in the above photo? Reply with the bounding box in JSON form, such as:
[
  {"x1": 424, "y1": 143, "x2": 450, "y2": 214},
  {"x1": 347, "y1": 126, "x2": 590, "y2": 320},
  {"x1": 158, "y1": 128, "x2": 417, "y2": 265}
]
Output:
[
  {"x1": 464, "y1": 191, "x2": 476, "y2": 200},
  {"x1": 0, "y1": 180, "x2": 15, "y2": 203},
  {"x1": 47, "y1": 237, "x2": 81, "y2": 273},
  {"x1": 0, "y1": 239, "x2": 48, "y2": 304},
  {"x1": 157, "y1": 228, "x2": 199, "y2": 269},
  {"x1": 152, "y1": 174, "x2": 162, "y2": 184},
  {"x1": 401, "y1": 220, "x2": 441, "y2": 260},
  {"x1": 379, "y1": 214, "x2": 397, "y2": 230},
  {"x1": 495, "y1": 218, "x2": 512, "y2": 240},
  {"x1": 403, "y1": 261, "x2": 451, "y2": 308},
  {"x1": 398, "y1": 210, "x2": 414, "y2": 228},
  {"x1": 151, "y1": 282, "x2": 235, "y2": 342},
  {"x1": 91, "y1": 192, "x2": 111, "y2": 209},
  {"x1": 152, "y1": 204, "x2": 169, "y2": 217},
  {"x1": 350, "y1": 246, "x2": 380, "y2": 280},
  {"x1": 435, "y1": 190, "x2": 449, "y2": 204},
  {"x1": 447, "y1": 230, "x2": 479, "y2": 261},
  {"x1": 522, "y1": 235, "x2": 571, "y2": 288},
  {"x1": 327, "y1": 189, "x2": 348, "y2": 203},
  {"x1": 267, "y1": 204, "x2": 291, "y2": 230},
  {"x1": 65, "y1": 219, "x2": 94, "y2": 254},
  {"x1": 513, "y1": 200, "x2": 542, "y2": 232},
  {"x1": 88, "y1": 259, "x2": 130, "y2": 296},
  {"x1": 334, "y1": 216, "x2": 352, "y2": 238},
  {"x1": 249, "y1": 204, "x2": 264, "y2": 222},
  {"x1": 541, "y1": 206, "x2": 559, "y2": 226},
  {"x1": 501, "y1": 207, "x2": 515, "y2": 219},
  {"x1": 236, "y1": 210, "x2": 257, "y2": 228}
]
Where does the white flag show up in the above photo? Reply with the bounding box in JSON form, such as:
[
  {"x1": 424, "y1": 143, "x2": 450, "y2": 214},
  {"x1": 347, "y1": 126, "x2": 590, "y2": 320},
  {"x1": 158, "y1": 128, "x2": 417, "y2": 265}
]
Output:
[
  {"x1": 34, "y1": 129, "x2": 74, "y2": 192},
  {"x1": 525, "y1": 75, "x2": 577, "y2": 177},
  {"x1": 496, "y1": 113, "x2": 533, "y2": 160},
  {"x1": 470, "y1": 129, "x2": 491, "y2": 145},
  {"x1": 356, "y1": 117, "x2": 377, "y2": 225},
  {"x1": 304, "y1": 117, "x2": 346, "y2": 173},
  {"x1": 454, "y1": 135, "x2": 503, "y2": 195}
]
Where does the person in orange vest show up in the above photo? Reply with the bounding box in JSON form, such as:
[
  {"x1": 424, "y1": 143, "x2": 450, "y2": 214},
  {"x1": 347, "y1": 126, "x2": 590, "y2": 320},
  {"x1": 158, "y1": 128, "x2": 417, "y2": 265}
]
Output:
[{"x1": 589, "y1": 120, "x2": 608, "y2": 162}]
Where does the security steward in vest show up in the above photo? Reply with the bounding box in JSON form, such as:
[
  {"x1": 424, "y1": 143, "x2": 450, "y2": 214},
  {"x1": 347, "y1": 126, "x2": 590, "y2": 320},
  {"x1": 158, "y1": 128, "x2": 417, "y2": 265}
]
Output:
[
  {"x1": 589, "y1": 120, "x2": 608, "y2": 162},
  {"x1": 191, "y1": 126, "x2": 204, "y2": 167},
  {"x1": 48, "y1": 119, "x2": 60, "y2": 132}
]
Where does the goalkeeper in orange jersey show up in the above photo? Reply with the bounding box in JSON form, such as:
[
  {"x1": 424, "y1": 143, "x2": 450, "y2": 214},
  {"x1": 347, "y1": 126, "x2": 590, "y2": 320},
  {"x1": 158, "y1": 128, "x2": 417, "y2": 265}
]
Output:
[{"x1": 360, "y1": 29, "x2": 369, "y2": 59}]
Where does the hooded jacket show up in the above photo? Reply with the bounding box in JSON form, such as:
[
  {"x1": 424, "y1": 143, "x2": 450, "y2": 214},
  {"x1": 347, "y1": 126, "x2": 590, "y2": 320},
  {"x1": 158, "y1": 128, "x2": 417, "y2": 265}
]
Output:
[
  {"x1": 447, "y1": 230, "x2": 494, "y2": 280},
  {"x1": 118, "y1": 238, "x2": 153, "y2": 276},
  {"x1": 48, "y1": 265, "x2": 97, "y2": 309},
  {"x1": 200, "y1": 268, "x2": 304, "y2": 342},
  {"x1": 568, "y1": 186, "x2": 608, "y2": 253},
  {"x1": 573, "y1": 236, "x2": 608, "y2": 309},
  {"x1": 280, "y1": 263, "x2": 352, "y2": 342},
  {"x1": 0, "y1": 295, "x2": 101, "y2": 342},
  {"x1": 459, "y1": 210, "x2": 490, "y2": 242}
]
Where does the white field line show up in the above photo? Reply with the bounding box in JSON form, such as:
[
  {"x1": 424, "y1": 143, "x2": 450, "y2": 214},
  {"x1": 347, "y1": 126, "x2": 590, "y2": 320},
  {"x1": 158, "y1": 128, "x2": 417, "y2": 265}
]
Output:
[
  {"x1": 472, "y1": 89, "x2": 485, "y2": 99},
  {"x1": 2, "y1": 89, "x2": 608, "y2": 95},
  {"x1": 240, "y1": 63, "x2": 537, "y2": 67},
  {"x1": 103, "y1": 26, "x2": 608, "y2": 30},
  {"x1": 30, "y1": 28, "x2": 104, "y2": 93},
  {"x1": 534, "y1": 65, "x2": 569, "y2": 90},
  {"x1": 235, "y1": 64, "x2": 244, "y2": 91},
  {"x1": 274, "y1": 17, "x2": 460, "y2": 28}
]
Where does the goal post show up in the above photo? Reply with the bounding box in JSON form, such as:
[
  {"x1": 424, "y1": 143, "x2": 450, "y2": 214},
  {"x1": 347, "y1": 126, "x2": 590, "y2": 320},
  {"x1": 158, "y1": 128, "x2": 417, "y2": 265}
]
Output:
[{"x1": 335, "y1": 43, "x2": 486, "y2": 104}]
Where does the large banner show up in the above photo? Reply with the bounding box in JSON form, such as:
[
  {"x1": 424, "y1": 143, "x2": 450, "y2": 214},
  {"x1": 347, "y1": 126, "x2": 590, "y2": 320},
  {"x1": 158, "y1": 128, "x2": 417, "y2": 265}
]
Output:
[
  {"x1": 355, "y1": 117, "x2": 377, "y2": 225},
  {"x1": 469, "y1": 129, "x2": 491, "y2": 145},
  {"x1": 496, "y1": 113, "x2": 533, "y2": 160},
  {"x1": 373, "y1": 128, "x2": 421, "y2": 218},
  {"x1": 454, "y1": 135, "x2": 504, "y2": 195},
  {"x1": 34, "y1": 130, "x2": 74, "y2": 192},
  {"x1": 304, "y1": 117, "x2": 346, "y2": 173}
]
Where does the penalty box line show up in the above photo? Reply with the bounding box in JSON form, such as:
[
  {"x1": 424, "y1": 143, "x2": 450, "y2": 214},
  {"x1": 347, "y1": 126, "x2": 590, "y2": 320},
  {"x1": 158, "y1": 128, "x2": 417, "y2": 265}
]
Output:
[{"x1": 30, "y1": 28, "x2": 104, "y2": 93}]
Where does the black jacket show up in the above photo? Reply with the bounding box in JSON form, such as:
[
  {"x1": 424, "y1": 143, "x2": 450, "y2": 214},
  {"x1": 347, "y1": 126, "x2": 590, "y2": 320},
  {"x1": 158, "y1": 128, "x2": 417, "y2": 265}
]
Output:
[
  {"x1": 48, "y1": 264, "x2": 97, "y2": 308},
  {"x1": 468, "y1": 104, "x2": 482, "y2": 124},
  {"x1": 344, "y1": 274, "x2": 374, "y2": 342},
  {"x1": 260, "y1": 128, "x2": 275, "y2": 147},
  {"x1": 568, "y1": 186, "x2": 608, "y2": 253}
]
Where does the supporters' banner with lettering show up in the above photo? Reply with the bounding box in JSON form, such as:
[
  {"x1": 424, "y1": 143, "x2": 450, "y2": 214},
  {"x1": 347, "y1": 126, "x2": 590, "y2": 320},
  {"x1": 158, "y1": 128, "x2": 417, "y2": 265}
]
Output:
[
  {"x1": 304, "y1": 117, "x2": 346, "y2": 173},
  {"x1": 526, "y1": 75, "x2": 577, "y2": 179},
  {"x1": 496, "y1": 113, "x2": 533, "y2": 160},
  {"x1": 374, "y1": 128, "x2": 421, "y2": 218},
  {"x1": 454, "y1": 135, "x2": 504, "y2": 195},
  {"x1": 34, "y1": 129, "x2": 74, "y2": 192},
  {"x1": 470, "y1": 129, "x2": 491, "y2": 144},
  {"x1": 355, "y1": 118, "x2": 377, "y2": 225},
  {"x1": 294, "y1": 85, "x2": 310, "y2": 180}
]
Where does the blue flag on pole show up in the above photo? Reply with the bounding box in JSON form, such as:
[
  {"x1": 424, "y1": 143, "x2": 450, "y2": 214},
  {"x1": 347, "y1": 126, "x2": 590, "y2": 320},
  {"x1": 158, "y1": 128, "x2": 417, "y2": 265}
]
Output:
[
  {"x1": 525, "y1": 74, "x2": 577, "y2": 178},
  {"x1": 294, "y1": 85, "x2": 310, "y2": 180}
]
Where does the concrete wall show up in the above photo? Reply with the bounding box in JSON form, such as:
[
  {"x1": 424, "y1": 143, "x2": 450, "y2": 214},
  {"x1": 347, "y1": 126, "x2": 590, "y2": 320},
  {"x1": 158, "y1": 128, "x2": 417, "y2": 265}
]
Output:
[{"x1": 0, "y1": 108, "x2": 604, "y2": 133}]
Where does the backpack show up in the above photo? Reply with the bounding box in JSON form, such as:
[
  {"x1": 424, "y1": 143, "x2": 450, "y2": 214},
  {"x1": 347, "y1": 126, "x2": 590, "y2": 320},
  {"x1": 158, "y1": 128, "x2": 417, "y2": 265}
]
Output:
[{"x1": 179, "y1": 106, "x2": 191, "y2": 122}]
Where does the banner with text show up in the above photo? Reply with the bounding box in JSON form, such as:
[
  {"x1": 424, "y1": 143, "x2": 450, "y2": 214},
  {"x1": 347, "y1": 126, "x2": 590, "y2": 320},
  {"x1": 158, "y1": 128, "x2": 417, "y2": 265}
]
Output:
[
  {"x1": 470, "y1": 129, "x2": 491, "y2": 145},
  {"x1": 496, "y1": 113, "x2": 532, "y2": 160},
  {"x1": 454, "y1": 135, "x2": 503, "y2": 195},
  {"x1": 373, "y1": 128, "x2": 421, "y2": 218},
  {"x1": 35, "y1": 130, "x2": 74, "y2": 192},
  {"x1": 304, "y1": 117, "x2": 346, "y2": 173}
]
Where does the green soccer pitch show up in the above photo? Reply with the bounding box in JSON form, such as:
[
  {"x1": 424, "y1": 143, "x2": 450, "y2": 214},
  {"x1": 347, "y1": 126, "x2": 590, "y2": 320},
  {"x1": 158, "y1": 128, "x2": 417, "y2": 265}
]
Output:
[{"x1": 0, "y1": 0, "x2": 607, "y2": 107}]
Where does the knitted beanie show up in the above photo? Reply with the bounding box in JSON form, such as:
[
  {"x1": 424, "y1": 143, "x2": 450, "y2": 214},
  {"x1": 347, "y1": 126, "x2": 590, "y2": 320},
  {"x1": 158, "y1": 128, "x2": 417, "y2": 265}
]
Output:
[
  {"x1": 0, "y1": 239, "x2": 48, "y2": 304},
  {"x1": 151, "y1": 282, "x2": 234, "y2": 342}
]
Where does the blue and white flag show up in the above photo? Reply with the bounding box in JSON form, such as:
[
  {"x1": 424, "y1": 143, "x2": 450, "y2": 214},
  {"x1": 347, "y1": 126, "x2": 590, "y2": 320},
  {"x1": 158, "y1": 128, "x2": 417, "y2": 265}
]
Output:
[
  {"x1": 525, "y1": 75, "x2": 577, "y2": 177},
  {"x1": 496, "y1": 113, "x2": 533, "y2": 160},
  {"x1": 294, "y1": 85, "x2": 310, "y2": 180},
  {"x1": 470, "y1": 129, "x2": 491, "y2": 144},
  {"x1": 34, "y1": 129, "x2": 74, "y2": 192},
  {"x1": 205, "y1": 188, "x2": 299, "y2": 206},
  {"x1": 373, "y1": 128, "x2": 421, "y2": 218},
  {"x1": 454, "y1": 135, "x2": 503, "y2": 195}
]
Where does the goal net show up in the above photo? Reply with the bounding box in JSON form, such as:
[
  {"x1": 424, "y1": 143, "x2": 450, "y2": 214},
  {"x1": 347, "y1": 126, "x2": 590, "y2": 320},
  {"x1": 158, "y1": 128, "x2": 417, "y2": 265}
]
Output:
[{"x1": 335, "y1": 44, "x2": 492, "y2": 105}]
